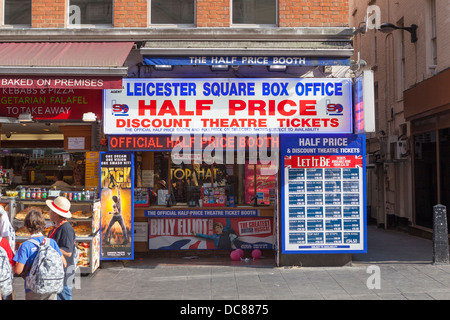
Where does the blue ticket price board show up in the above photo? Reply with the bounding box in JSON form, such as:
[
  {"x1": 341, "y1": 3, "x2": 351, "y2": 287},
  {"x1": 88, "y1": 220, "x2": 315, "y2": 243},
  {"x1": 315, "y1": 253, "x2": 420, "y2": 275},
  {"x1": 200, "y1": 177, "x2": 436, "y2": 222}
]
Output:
[{"x1": 281, "y1": 134, "x2": 367, "y2": 254}]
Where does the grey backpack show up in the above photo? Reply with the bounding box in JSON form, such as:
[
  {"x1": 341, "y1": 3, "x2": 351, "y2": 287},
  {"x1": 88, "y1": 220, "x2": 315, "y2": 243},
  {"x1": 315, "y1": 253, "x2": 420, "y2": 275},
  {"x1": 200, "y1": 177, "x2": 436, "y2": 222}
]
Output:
[
  {"x1": 26, "y1": 238, "x2": 64, "y2": 295},
  {"x1": 0, "y1": 245, "x2": 13, "y2": 298}
]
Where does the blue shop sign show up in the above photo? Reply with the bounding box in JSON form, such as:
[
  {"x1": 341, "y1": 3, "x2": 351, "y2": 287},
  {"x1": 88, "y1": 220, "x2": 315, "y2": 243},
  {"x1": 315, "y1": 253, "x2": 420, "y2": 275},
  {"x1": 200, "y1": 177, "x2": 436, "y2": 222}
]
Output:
[
  {"x1": 143, "y1": 56, "x2": 351, "y2": 67},
  {"x1": 145, "y1": 208, "x2": 260, "y2": 218}
]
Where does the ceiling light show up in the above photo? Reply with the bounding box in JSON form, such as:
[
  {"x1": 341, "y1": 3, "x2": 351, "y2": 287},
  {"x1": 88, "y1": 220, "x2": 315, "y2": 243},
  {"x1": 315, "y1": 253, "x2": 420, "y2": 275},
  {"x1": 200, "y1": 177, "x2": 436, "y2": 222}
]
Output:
[
  {"x1": 153, "y1": 65, "x2": 173, "y2": 71},
  {"x1": 211, "y1": 65, "x2": 229, "y2": 71},
  {"x1": 18, "y1": 113, "x2": 33, "y2": 122},
  {"x1": 268, "y1": 65, "x2": 287, "y2": 72},
  {"x1": 82, "y1": 112, "x2": 97, "y2": 122}
]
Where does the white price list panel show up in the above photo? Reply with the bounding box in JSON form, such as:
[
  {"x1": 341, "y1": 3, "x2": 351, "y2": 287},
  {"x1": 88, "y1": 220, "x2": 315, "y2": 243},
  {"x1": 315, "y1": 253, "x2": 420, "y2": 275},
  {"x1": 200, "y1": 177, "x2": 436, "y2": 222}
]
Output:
[{"x1": 281, "y1": 135, "x2": 366, "y2": 254}]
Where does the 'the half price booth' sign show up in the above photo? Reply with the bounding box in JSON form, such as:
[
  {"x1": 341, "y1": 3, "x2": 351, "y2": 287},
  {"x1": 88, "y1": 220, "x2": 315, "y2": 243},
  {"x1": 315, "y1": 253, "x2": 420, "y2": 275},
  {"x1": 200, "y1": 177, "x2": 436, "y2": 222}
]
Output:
[{"x1": 103, "y1": 78, "x2": 353, "y2": 135}]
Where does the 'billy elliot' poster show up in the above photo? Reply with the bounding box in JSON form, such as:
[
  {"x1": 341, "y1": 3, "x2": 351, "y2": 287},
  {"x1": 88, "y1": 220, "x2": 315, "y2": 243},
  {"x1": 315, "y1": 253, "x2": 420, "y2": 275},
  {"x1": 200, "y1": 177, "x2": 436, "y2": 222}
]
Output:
[
  {"x1": 148, "y1": 217, "x2": 274, "y2": 250},
  {"x1": 100, "y1": 152, "x2": 134, "y2": 260}
]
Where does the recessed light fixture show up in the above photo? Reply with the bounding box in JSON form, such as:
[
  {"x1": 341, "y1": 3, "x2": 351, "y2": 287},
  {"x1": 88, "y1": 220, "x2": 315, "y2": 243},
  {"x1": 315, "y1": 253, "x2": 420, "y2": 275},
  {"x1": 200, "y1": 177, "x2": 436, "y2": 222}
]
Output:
[
  {"x1": 268, "y1": 65, "x2": 287, "y2": 72},
  {"x1": 18, "y1": 113, "x2": 33, "y2": 122},
  {"x1": 211, "y1": 65, "x2": 230, "y2": 71},
  {"x1": 153, "y1": 65, "x2": 173, "y2": 71},
  {"x1": 82, "y1": 112, "x2": 97, "y2": 122}
]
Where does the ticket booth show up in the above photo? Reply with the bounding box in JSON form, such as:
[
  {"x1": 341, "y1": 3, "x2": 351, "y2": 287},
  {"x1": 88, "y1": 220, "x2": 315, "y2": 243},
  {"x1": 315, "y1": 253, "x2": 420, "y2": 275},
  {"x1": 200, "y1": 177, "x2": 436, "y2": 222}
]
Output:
[{"x1": 99, "y1": 72, "x2": 371, "y2": 267}]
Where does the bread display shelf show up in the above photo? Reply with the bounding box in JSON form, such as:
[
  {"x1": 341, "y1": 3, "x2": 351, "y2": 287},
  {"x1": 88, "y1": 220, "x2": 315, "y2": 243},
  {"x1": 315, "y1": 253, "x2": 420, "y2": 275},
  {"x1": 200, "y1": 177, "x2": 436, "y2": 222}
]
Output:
[
  {"x1": 14, "y1": 208, "x2": 93, "y2": 221},
  {"x1": 14, "y1": 199, "x2": 101, "y2": 274}
]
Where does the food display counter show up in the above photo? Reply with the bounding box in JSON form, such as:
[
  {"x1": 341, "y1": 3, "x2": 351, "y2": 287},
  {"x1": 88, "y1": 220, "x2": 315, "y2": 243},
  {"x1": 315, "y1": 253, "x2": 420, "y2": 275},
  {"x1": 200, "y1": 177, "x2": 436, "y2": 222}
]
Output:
[
  {"x1": 0, "y1": 196, "x2": 16, "y2": 223},
  {"x1": 11, "y1": 195, "x2": 100, "y2": 274}
]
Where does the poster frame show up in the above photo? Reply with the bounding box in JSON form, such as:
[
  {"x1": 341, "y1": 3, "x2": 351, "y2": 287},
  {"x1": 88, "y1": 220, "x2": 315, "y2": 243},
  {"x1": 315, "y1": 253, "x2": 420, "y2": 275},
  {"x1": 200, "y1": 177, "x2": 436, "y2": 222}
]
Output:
[
  {"x1": 280, "y1": 134, "x2": 367, "y2": 254},
  {"x1": 99, "y1": 151, "x2": 135, "y2": 260}
]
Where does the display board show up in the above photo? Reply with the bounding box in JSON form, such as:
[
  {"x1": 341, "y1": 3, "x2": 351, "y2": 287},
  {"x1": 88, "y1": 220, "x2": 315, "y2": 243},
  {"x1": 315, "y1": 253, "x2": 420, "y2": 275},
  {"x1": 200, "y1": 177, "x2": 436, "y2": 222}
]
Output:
[
  {"x1": 103, "y1": 78, "x2": 353, "y2": 135},
  {"x1": 281, "y1": 134, "x2": 366, "y2": 254},
  {"x1": 100, "y1": 152, "x2": 134, "y2": 260}
]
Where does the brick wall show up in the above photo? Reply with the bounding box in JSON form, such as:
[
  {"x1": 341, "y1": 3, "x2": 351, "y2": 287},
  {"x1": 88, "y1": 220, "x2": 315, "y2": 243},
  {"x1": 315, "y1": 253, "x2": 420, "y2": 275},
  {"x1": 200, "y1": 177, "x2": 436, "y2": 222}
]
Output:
[
  {"x1": 114, "y1": 0, "x2": 148, "y2": 27},
  {"x1": 1, "y1": 0, "x2": 349, "y2": 28},
  {"x1": 197, "y1": 0, "x2": 230, "y2": 27},
  {"x1": 279, "y1": 0, "x2": 349, "y2": 27},
  {"x1": 32, "y1": 0, "x2": 66, "y2": 28}
]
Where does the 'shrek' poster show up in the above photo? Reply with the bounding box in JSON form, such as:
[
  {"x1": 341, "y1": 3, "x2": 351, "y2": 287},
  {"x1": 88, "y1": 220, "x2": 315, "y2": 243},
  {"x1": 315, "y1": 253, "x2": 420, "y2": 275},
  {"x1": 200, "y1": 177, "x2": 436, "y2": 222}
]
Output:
[{"x1": 100, "y1": 152, "x2": 134, "y2": 260}]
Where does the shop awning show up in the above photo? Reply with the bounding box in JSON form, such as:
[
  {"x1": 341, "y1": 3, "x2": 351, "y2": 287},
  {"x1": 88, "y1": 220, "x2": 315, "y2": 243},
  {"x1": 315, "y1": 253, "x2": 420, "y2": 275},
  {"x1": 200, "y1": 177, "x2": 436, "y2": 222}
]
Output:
[
  {"x1": 0, "y1": 42, "x2": 134, "y2": 89},
  {"x1": 140, "y1": 40, "x2": 353, "y2": 67},
  {"x1": 404, "y1": 68, "x2": 450, "y2": 121}
]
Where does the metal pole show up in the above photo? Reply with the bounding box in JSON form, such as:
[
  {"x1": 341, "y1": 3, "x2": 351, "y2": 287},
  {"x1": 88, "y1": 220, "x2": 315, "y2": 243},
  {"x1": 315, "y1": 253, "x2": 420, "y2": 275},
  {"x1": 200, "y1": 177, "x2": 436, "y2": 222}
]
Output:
[{"x1": 433, "y1": 204, "x2": 449, "y2": 264}]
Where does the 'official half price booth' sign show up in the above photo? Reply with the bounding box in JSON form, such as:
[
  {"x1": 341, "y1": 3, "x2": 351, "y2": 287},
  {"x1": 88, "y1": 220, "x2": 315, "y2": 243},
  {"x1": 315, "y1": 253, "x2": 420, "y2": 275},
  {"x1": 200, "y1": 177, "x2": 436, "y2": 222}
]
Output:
[{"x1": 103, "y1": 78, "x2": 353, "y2": 135}]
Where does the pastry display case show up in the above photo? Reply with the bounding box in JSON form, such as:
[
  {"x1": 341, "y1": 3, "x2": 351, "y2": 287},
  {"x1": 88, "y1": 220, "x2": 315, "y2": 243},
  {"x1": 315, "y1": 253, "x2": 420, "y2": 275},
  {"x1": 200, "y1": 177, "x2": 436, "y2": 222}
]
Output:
[
  {"x1": 0, "y1": 197, "x2": 16, "y2": 223},
  {"x1": 13, "y1": 197, "x2": 101, "y2": 274}
]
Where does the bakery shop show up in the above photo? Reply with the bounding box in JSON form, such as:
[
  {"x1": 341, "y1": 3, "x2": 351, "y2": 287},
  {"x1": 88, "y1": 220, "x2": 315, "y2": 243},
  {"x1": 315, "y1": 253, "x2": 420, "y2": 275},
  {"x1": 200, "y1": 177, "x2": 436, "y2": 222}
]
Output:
[{"x1": 0, "y1": 87, "x2": 103, "y2": 274}]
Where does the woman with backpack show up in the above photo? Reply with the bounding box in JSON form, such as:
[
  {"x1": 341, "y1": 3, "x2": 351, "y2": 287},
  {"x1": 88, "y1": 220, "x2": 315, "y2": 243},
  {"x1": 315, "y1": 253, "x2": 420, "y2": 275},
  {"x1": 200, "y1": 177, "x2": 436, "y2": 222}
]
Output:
[
  {"x1": 13, "y1": 209, "x2": 66, "y2": 300},
  {"x1": 0, "y1": 235, "x2": 15, "y2": 300},
  {"x1": 0, "y1": 204, "x2": 15, "y2": 254}
]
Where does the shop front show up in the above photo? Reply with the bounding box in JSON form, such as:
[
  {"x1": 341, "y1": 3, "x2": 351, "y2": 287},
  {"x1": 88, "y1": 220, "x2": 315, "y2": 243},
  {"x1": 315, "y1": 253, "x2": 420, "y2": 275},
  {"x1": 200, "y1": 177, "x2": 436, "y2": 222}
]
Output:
[
  {"x1": 404, "y1": 68, "x2": 450, "y2": 236},
  {"x1": 102, "y1": 74, "x2": 368, "y2": 266},
  {"x1": 0, "y1": 87, "x2": 104, "y2": 273},
  {"x1": 0, "y1": 41, "x2": 134, "y2": 273}
]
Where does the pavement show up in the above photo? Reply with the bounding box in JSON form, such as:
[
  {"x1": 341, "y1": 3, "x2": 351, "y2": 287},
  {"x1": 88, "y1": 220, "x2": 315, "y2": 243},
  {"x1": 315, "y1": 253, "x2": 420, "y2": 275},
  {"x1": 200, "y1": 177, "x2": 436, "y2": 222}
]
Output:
[{"x1": 11, "y1": 225, "x2": 450, "y2": 301}]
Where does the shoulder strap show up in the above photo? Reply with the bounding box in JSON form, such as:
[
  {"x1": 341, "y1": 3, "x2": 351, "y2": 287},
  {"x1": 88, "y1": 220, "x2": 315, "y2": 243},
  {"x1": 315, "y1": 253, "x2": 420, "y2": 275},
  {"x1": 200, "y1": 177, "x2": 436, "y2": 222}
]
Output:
[
  {"x1": 27, "y1": 239, "x2": 41, "y2": 247},
  {"x1": 43, "y1": 238, "x2": 51, "y2": 247}
]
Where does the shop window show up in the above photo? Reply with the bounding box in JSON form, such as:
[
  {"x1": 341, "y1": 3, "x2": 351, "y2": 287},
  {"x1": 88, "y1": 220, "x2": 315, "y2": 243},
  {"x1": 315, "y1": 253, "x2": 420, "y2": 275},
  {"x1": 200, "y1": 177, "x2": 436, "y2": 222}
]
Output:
[
  {"x1": 232, "y1": 0, "x2": 277, "y2": 26},
  {"x1": 3, "y1": 0, "x2": 31, "y2": 26},
  {"x1": 146, "y1": 151, "x2": 276, "y2": 208},
  {"x1": 68, "y1": 0, "x2": 113, "y2": 26},
  {"x1": 150, "y1": 152, "x2": 236, "y2": 206},
  {"x1": 150, "y1": 0, "x2": 195, "y2": 25},
  {"x1": 245, "y1": 162, "x2": 277, "y2": 206},
  {"x1": 439, "y1": 128, "x2": 450, "y2": 229},
  {"x1": 414, "y1": 131, "x2": 437, "y2": 229},
  {"x1": 150, "y1": 152, "x2": 170, "y2": 205}
]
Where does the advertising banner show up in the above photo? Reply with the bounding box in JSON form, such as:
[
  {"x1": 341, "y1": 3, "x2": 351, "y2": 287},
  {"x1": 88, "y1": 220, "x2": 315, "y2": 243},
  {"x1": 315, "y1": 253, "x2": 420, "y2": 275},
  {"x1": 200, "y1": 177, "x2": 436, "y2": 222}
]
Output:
[
  {"x1": 0, "y1": 88, "x2": 102, "y2": 120},
  {"x1": 280, "y1": 134, "x2": 367, "y2": 254},
  {"x1": 0, "y1": 76, "x2": 123, "y2": 89},
  {"x1": 143, "y1": 56, "x2": 351, "y2": 67},
  {"x1": 100, "y1": 152, "x2": 134, "y2": 260},
  {"x1": 103, "y1": 78, "x2": 353, "y2": 135},
  {"x1": 108, "y1": 134, "x2": 279, "y2": 152},
  {"x1": 145, "y1": 208, "x2": 260, "y2": 218},
  {"x1": 149, "y1": 217, "x2": 274, "y2": 250}
]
